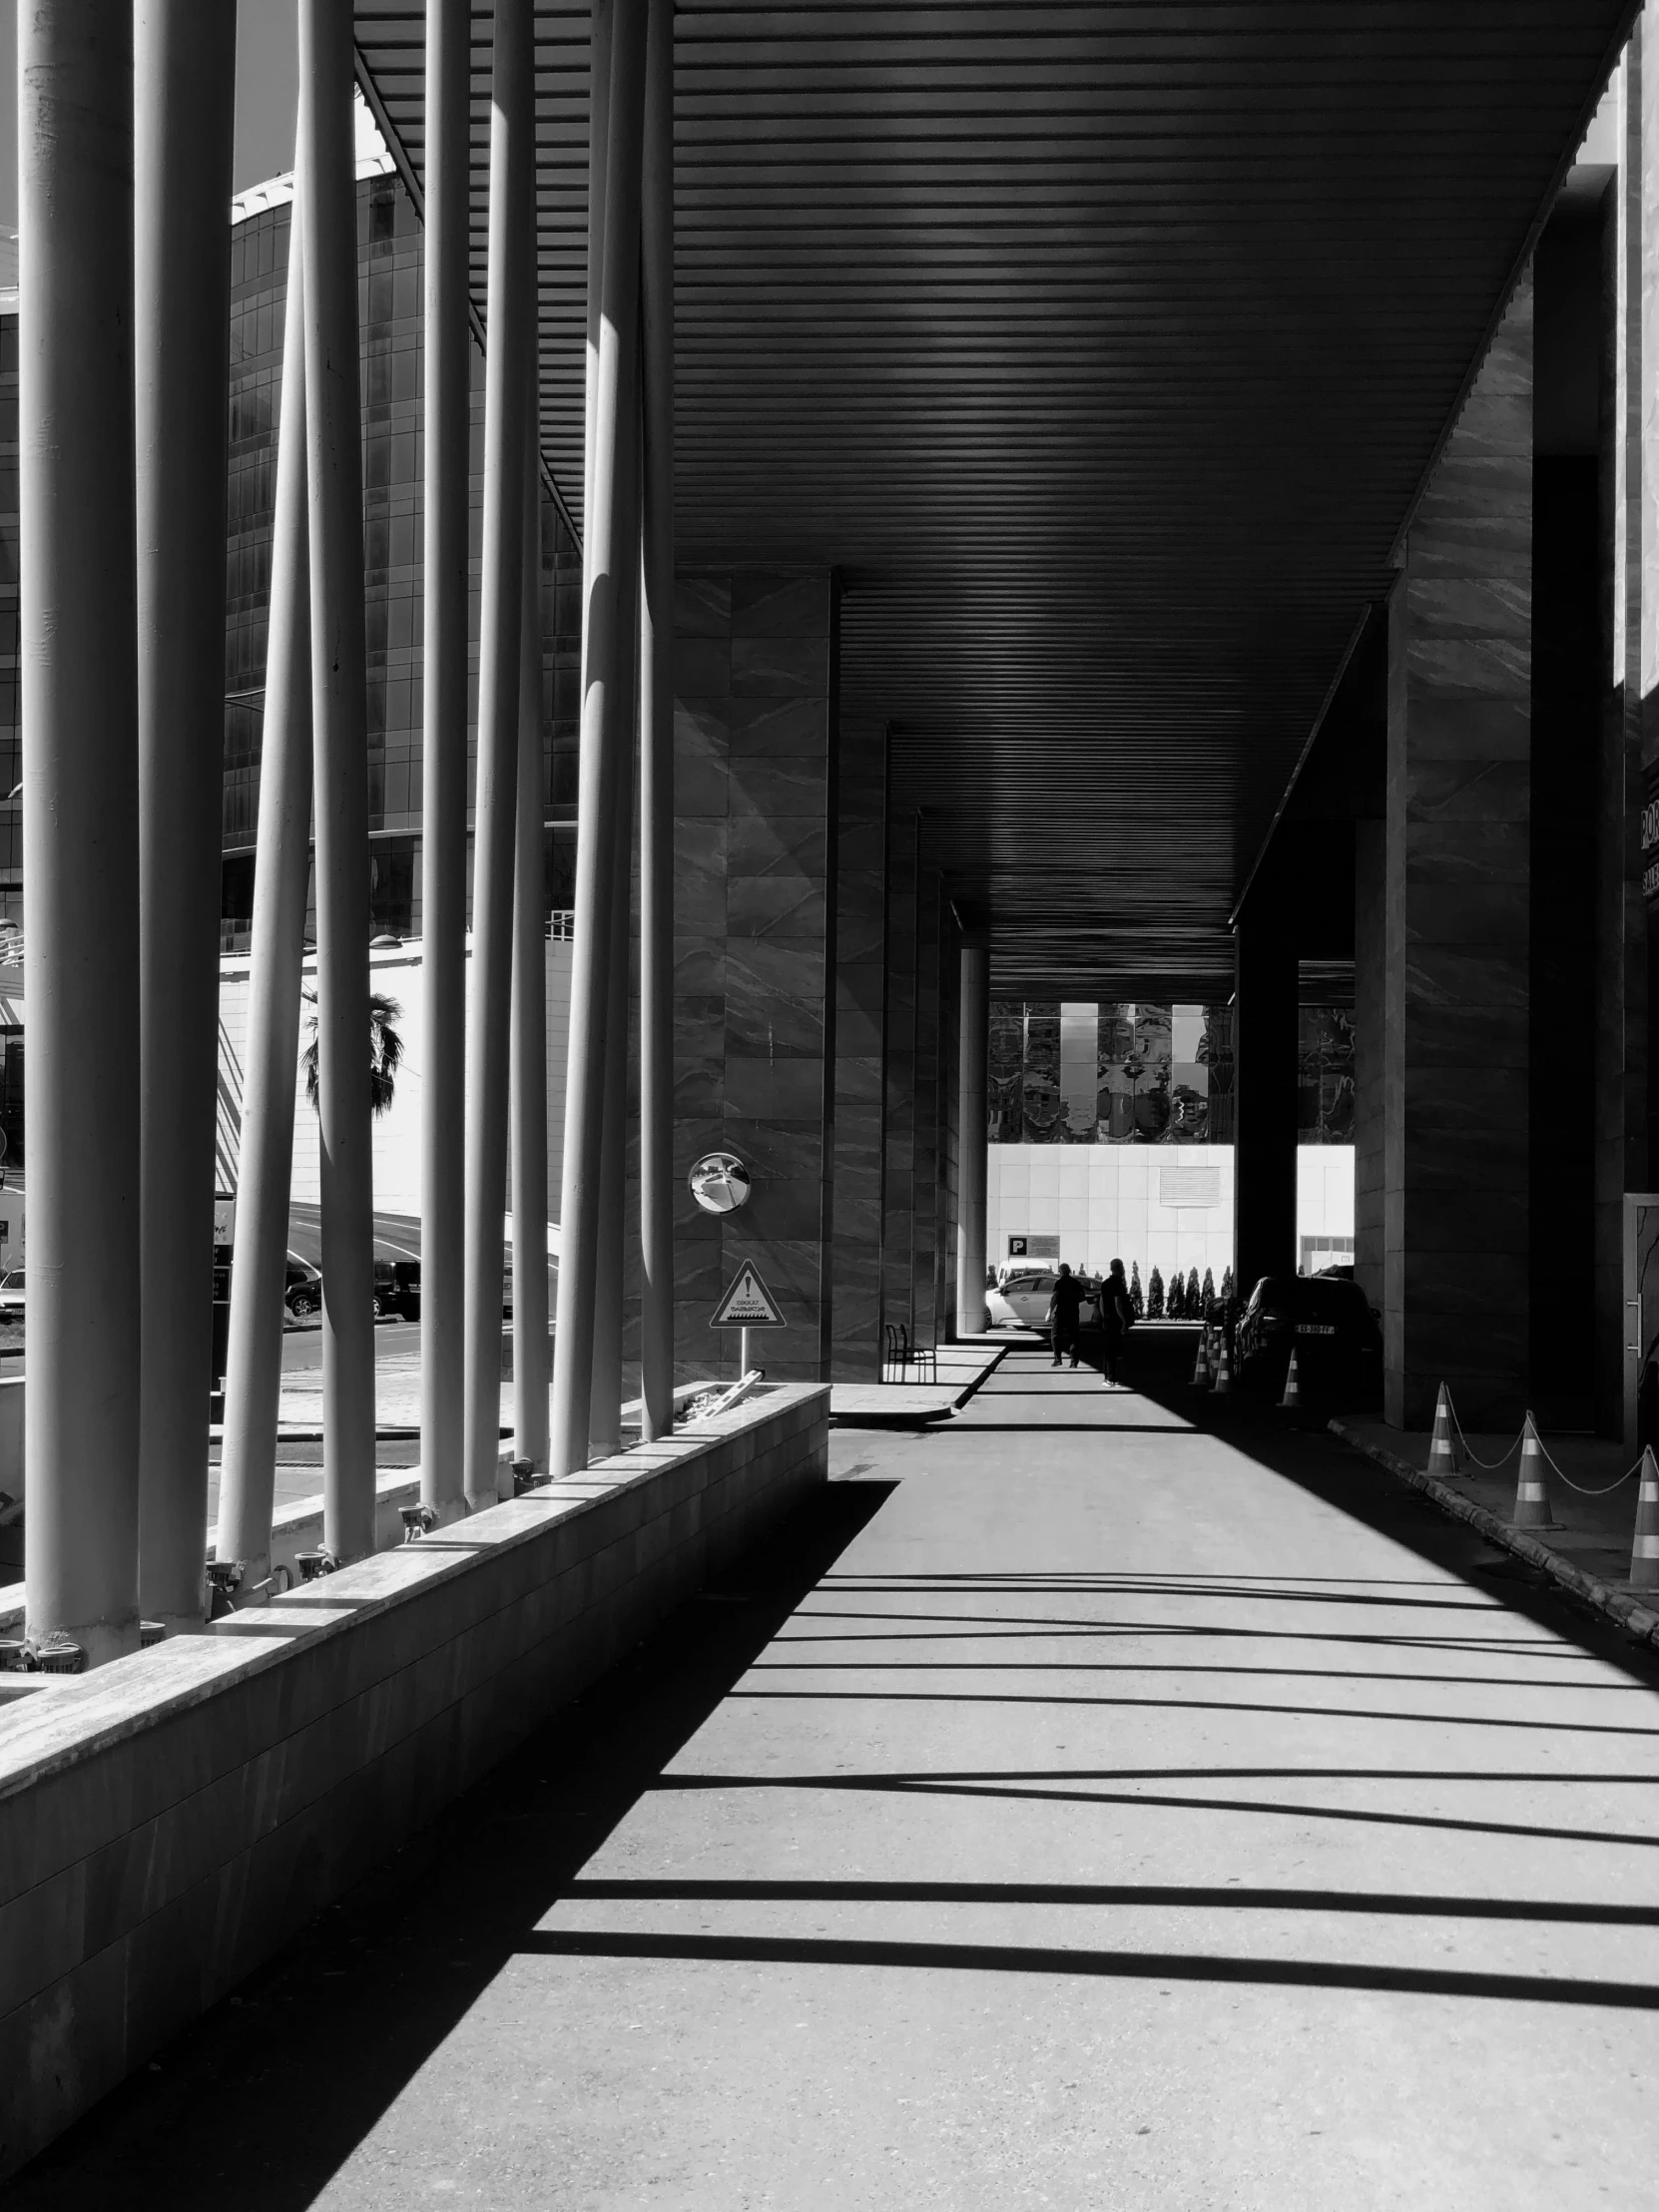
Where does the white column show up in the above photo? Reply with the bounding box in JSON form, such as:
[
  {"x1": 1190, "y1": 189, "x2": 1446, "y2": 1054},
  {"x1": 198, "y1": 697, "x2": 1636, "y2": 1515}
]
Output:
[{"x1": 21, "y1": 0, "x2": 143, "y2": 1666}]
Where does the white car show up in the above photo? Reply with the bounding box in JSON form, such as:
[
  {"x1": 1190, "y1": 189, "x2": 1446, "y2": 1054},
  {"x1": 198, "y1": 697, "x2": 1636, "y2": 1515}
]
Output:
[
  {"x1": 0, "y1": 1269, "x2": 23, "y2": 1319},
  {"x1": 986, "y1": 1270, "x2": 1100, "y2": 1331}
]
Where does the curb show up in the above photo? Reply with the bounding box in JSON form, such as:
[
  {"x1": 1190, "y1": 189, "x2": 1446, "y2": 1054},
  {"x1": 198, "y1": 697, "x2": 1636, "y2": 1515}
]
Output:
[{"x1": 1328, "y1": 1416, "x2": 1659, "y2": 1655}]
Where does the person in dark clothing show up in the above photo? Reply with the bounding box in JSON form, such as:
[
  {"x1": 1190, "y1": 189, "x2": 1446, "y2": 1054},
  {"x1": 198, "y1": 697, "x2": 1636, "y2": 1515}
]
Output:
[
  {"x1": 1047, "y1": 1263, "x2": 1086, "y2": 1369},
  {"x1": 1099, "y1": 1256, "x2": 1133, "y2": 1389}
]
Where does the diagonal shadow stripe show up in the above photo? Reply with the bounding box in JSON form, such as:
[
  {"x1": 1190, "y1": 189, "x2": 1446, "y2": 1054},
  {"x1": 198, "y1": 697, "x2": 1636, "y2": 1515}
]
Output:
[
  {"x1": 563, "y1": 1877, "x2": 1659, "y2": 1926},
  {"x1": 648, "y1": 1770, "x2": 1659, "y2": 1851},
  {"x1": 514, "y1": 1929, "x2": 1659, "y2": 2010},
  {"x1": 728, "y1": 1687, "x2": 1659, "y2": 1737},
  {"x1": 753, "y1": 1658, "x2": 1648, "y2": 1691}
]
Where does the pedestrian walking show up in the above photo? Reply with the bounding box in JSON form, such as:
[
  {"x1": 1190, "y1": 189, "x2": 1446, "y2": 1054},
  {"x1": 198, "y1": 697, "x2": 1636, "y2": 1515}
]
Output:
[
  {"x1": 1099, "y1": 1256, "x2": 1134, "y2": 1389},
  {"x1": 1047, "y1": 1262, "x2": 1086, "y2": 1369}
]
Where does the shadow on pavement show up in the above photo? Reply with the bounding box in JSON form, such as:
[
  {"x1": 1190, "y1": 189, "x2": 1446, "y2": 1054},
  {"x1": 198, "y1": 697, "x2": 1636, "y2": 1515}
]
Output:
[{"x1": 0, "y1": 1479, "x2": 895, "y2": 2212}]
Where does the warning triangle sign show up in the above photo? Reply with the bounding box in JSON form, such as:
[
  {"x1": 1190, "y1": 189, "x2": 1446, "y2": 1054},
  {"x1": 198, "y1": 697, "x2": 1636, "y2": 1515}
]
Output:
[{"x1": 710, "y1": 1261, "x2": 788, "y2": 1329}]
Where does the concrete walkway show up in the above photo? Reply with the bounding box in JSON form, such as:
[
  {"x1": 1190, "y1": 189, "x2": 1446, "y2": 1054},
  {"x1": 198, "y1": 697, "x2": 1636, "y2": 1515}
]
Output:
[{"x1": 11, "y1": 1347, "x2": 1659, "y2": 2207}]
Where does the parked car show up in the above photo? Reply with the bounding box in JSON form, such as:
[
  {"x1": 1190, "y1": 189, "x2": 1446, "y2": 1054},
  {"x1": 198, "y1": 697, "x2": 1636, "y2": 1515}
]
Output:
[
  {"x1": 284, "y1": 1263, "x2": 321, "y2": 1319},
  {"x1": 1234, "y1": 1273, "x2": 1381, "y2": 1398},
  {"x1": 985, "y1": 1269, "x2": 1101, "y2": 1334},
  {"x1": 372, "y1": 1258, "x2": 421, "y2": 1323},
  {"x1": 0, "y1": 1269, "x2": 23, "y2": 1319}
]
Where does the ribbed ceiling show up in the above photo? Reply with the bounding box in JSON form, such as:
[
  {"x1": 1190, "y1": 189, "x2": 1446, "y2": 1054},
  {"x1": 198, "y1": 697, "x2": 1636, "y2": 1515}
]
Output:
[{"x1": 353, "y1": 1, "x2": 1632, "y2": 999}]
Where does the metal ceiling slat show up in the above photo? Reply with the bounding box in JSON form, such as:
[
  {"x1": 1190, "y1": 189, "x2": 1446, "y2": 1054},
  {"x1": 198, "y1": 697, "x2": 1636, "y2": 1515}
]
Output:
[{"x1": 354, "y1": 0, "x2": 1627, "y2": 996}]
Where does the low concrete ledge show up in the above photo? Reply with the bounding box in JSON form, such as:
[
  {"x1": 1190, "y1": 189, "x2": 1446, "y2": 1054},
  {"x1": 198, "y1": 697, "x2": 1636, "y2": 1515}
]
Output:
[{"x1": 0, "y1": 1382, "x2": 829, "y2": 2181}]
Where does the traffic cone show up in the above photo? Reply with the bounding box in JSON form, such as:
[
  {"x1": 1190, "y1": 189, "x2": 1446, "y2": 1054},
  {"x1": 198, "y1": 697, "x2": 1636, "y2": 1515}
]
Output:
[
  {"x1": 1279, "y1": 1346, "x2": 1303, "y2": 1410},
  {"x1": 1191, "y1": 1328, "x2": 1212, "y2": 1387},
  {"x1": 1630, "y1": 1447, "x2": 1659, "y2": 1589},
  {"x1": 1426, "y1": 1383, "x2": 1460, "y2": 1478},
  {"x1": 1212, "y1": 1330, "x2": 1233, "y2": 1396},
  {"x1": 1511, "y1": 1412, "x2": 1556, "y2": 1529}
]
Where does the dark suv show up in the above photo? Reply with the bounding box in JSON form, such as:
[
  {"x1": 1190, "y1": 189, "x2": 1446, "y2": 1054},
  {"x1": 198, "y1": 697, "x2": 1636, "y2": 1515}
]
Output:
[
  {"x1": 372, "y1": 1259, "x2": 421, "y2": 1323},
  {"x1": 1234, "y1": 1274, "x2": 1381, "y2": 1401}
]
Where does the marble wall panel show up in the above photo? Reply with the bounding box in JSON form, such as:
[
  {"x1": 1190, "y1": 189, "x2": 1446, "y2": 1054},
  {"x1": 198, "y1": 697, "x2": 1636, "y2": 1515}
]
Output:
[
  {"x1": 1384, "y1": 276, "x2": 1533, "y2": 1430},
  {"x1": 662, "y1": 567, "x2": 837, "y2": 1386}
]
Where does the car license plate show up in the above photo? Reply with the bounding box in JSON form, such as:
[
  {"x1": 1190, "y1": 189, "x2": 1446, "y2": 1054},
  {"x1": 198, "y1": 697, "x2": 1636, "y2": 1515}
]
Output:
[{"x1": 1296, "y1": 1324, "x2": 1336, "y2": 1336}]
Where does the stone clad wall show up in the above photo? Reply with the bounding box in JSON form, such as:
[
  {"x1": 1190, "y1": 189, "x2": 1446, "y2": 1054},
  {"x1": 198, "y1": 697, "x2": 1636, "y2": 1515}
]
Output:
[
  {"x1": 830, "y1": 715, "x2": 888, "y2": 1379},
  {"x1": 0, "y1": 1384, "x2": 830, "y2": 2182},
  {"x1": 1384, "y1": 275, "x2": 1533, "y2": 1428}
]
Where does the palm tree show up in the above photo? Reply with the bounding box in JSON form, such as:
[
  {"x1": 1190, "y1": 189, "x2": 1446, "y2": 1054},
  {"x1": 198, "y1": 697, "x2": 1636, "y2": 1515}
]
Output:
[{"x1": 300, "y1": 988, "x2": 404, "y2": 1119}]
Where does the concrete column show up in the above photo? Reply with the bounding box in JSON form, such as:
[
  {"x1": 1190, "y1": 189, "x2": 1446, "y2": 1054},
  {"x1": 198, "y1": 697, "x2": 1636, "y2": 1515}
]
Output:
[
  {"x1": 638, "y1": 0, "x2": 676, "y2": 1441},
  {"x1": 20, "y1": 0, "x2": 143, "y2": 1666},
  {"x1": 512, "y1": 442, "x2": 551, "y2": 1472},
  {"x1": 1232, "y1": 883, "x2": 1299, "y2": 1300},
  {"x1": 419, "y1": 0, "x2": 473, "y2": 1522},
  {"x1": 298, "y1": 0, "x2": 376, "y2": 1560},
  {"x1": 464, "y1": 0, "x2": 535, "y2": 1510},
  {"x1": 1384, "y1": 277, "x2": 1533, "y2": 1430},
  {"x1": 1353, "y1": 819, "x2": 1385, "y2": 1316},
  {"x1": 955, "y1": 941, "x2": 989, "y2": 1334},
  {"x1": 134, "y1": 0, "x2": 238, "y2": 1632},
  {"x1": 551, "y1": 0, "x2": 648, "y2": 1476},
  {"x1": 218, "y1": 221, "x2": 313, "y2": 1589}
]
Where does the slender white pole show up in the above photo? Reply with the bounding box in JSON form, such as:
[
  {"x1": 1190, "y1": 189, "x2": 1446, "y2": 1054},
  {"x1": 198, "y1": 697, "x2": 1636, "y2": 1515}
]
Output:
[
  {"x1": 638, "y1": 0, "x2": 675, "y2": 1440},
  {"x1": 512, "y1": 407, "x2": 551, "y2": 1471},
  {"x1": 218, "y1": 214, "x2": 313, "y2": 1586},
  {"x1": 420, "y1": 0, "x2": 472, "y2": 1525},
  {"x1": 551, "y1": 0, "x2": 649, "y2": 1477},
  {"x1": 21, "y1": 0, "x2": 143, "y2": 1665},
  {"x1": 463, "y1": 0, "x2": 536, "y2": 1509},
  {"x1": 299, "y1": 0, "x2": 377, "y2": 1560},
  {"x1": 134, "y1": 0, "x2": 238, "y2": 1631}
]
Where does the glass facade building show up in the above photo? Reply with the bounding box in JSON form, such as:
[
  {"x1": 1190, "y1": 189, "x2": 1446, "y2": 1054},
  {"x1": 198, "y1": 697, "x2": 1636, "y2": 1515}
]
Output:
[{"x1": 222, "y1": 169, "x2": 580, "y2": 949}]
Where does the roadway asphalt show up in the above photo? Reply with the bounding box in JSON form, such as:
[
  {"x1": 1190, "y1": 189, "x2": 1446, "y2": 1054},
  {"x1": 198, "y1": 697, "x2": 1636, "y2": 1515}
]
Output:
[{"x1": 10, "y1": 1345, "x2": 1659, "y2": 2208}]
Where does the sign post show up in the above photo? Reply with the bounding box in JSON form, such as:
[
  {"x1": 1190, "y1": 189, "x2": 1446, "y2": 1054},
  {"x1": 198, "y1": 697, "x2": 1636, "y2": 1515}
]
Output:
[{"x1": 710, "y1": 1259, "x2": 787, "y2": 1378}]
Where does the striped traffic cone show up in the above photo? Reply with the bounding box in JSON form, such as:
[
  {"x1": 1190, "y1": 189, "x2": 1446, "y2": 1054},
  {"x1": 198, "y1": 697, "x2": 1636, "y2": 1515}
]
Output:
[
  {"x1": 1212, "y1": 1329, "x2": 1233, "y2": 1396},
  {"x1": 1191, "y1": 1327, "x2": 1212, "y2": 1387},
  {"x1": 1426, "y1": 1383, "x2": 1460, "y2": 1477},
  {"x1": 1630, "y1": 1447, "x2": 1659, "y2": 1589},
  {"x1": 1511, "y1": 1412, "x2": 1556, "y2": 1529},
  {"x1": 1279, "y1": 1346, "x2": 1303, "y2": 1410}
]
